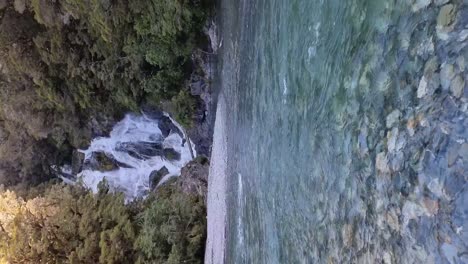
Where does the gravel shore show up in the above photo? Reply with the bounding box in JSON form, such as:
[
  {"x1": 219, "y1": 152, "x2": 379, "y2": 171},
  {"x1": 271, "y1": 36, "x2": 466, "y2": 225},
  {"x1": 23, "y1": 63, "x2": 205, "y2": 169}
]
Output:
[{"x1": 205, "y1": 93, "x2": 227, "y2": 264}]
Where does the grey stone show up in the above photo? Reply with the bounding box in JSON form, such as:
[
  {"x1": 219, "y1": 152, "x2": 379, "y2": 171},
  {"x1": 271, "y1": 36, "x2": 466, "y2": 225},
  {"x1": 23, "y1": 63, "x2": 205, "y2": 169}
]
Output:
[
  {"x1": 459, "y1": 143, "x2": 468, "y2": 160},
  {"x1": 450, "y1": 75, "x2": 465, "y2": 98},
  {"x1": 386, "y1": 207, "x2": 400, "y2": 231},
  {"x1": 387, "y1": 127, "x2": 399, "y2": 153},
  {"x1": 447, "y1": 144, "x2": 459, "y2": 167},
  {"x1": 13, "y1": 0, "x2": 26, "y2": 13},
  {"x1": 434, "y1": 0, "x2": 449, "y2": 5},
  {"x1": 71, "y1": 150, "x2": 85, "y2": 175},
  {"x1": 441, "y1": 243, "x2": 458, "y2": 264},
  {"x1": 412, "y1": 0, "x2": 431, "y2": 12},
  {"x1": 459, "y1": 30, "x2": 468, "y2": 42},
  {"x1": 386, "y1": 110, "x2": 401, "y2": 128},
  {"x1": 437, "y1": 4, "x2": 457, "y2": 40},
  {"x1": 83, "y1": 152, "x2": 132, "y2": 172},
  {"x1": 424, "y1": 56, "x2": 439, "y2": 75},
  {"x1": 376, "y1": 152, "x2": 390, "y2": 173},
  {"x1": 456, "y1": 56, "x2": 465, "y2": 72},
  {"x1": 163, "y1": 148, "x2": 181, "y2": 161},
  {"x1": 437, "y1": 4, "x2": 456, "y2": 27},
  {"x1": 417, "y1": 76, "x2": 429, "y2": 98},
  {"x1": 390, "y1": 151, "x2": 405, "y2": 172},
  {"x1": 441, "y1": 63, "x2": 456, "y2": 90},
  {"x1": 0, "y1": 0, "x2": 7, "y2": 10}
]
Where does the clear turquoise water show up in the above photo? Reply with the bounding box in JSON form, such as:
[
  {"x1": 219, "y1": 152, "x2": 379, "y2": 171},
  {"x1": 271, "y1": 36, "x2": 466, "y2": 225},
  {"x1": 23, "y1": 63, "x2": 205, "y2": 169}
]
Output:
[{"x1": 218, "y1": 0, "x2": 466, "y2": 262}]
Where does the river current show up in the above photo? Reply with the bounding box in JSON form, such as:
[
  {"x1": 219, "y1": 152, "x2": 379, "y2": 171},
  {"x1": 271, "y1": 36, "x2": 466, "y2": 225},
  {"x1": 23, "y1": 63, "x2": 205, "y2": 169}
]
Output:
[{"x1": 218, "y1": 0, "x2": 468, "y2": 263}]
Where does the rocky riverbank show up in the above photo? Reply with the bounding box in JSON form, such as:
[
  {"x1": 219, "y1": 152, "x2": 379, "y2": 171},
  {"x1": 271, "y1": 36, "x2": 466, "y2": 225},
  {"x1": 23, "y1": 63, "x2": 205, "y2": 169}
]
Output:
[{"x1": 341, "y1": 1, "x2": 468, "y2": 263}]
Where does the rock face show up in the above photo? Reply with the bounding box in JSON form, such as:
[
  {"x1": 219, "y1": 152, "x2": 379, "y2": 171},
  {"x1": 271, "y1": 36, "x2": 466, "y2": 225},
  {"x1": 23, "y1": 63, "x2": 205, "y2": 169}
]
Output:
[
  {"x1": 178, "y1": 156, "x2": 209, "y2": 201},
  {"x1": 186, "y1": 47, "x2": 216, "y2": 157},
  {"x1": 71, "y1": 150, "x2": 85, "y2": 175}
]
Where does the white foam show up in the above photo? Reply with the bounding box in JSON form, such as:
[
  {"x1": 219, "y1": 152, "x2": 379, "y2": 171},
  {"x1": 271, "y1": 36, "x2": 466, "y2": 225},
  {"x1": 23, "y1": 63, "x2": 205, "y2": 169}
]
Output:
[{"x1": 77, "y1": 113, "x2": 195, "y2": 200}]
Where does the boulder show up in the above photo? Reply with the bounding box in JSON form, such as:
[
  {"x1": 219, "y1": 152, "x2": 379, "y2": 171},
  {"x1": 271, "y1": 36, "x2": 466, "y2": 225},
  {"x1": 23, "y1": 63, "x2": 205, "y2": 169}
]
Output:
[
  {"x1": 116, "y1": 141, "x2": 163, "y2": 160},
  {"x1": 83, "y1": 152, "x2": 131, "y2": 172},
  {"x1": 71, "y1": 150, "x2": 85, "y2": 175},
  {"x1": 149, "y1": 166, "x2": 169, "y2": 189},
  {"x1": 163, "y1": 148, "x2": 181, "y2": 161}
]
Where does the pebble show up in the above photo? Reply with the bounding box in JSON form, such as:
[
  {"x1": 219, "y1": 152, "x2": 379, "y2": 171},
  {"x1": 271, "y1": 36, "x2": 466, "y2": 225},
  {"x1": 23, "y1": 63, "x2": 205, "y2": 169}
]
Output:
[
  {"x1": 450, "y1": 75, "x2": 465, "y2": 98},
  {"x1": 386, "y1": 110, "x2": 401, "y2": 128},
  {"x1": 441, "y1": 63, "x2": 456, "y2": 90},
  {"x1": 437, "y1": 4, "x2": 456, "y2": 27},
  {"x1": 417, "y1": 76, "x2": 429, "y2": 98},
  {"x1": 456, "y1": 56, "x2": 465, "y2": 72},
  {"x1": 387, "y1": 128, "x2": 399, "y2": 153},
  {"x1": 376, "y1": 152, "x2": 390, "y2": 174},
  {"x1": 386, "y1": 208, "x2": 400, "y2": 232}
]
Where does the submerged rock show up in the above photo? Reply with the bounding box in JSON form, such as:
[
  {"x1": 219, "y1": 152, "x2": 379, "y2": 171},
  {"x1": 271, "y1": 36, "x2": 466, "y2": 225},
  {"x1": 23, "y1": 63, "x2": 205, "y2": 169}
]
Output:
[
  {"x1": 412, "y1": 0, "x2": 431, "y2": 12},
  {"x1": 417, "y1": 76, "x2": 429, "y2": 98},
  {"x1": 376, "y1": 152, "x2": 390, "y2": 174},
  {"x1": 386, "y1": 110, "x2": 401, "y2": 128},
  {"x1": 450, "y1": 75, "x2": 465, "y2": 98},
  {"x1": 441, "y1": 63, "x2": 456, "y2": 90},
  {"x1": 436, "y1": 4, "x2": 457, "y2": 40},
  {"x1": 437, "y1": 4, "x2": 456, "y2": 27}
]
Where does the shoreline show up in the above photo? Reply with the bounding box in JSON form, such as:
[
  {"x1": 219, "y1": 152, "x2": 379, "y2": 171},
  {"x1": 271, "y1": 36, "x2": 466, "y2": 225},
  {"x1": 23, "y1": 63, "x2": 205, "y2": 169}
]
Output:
[{"x1": 205, "y1": 93, "x2": 227, "y2": 264}]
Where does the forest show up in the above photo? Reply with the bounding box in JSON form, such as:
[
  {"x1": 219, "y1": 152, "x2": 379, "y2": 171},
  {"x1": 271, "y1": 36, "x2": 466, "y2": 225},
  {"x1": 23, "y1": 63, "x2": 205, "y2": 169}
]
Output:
[{"x1": 0, "y1": 0, "x2": 212, "y2": 262}]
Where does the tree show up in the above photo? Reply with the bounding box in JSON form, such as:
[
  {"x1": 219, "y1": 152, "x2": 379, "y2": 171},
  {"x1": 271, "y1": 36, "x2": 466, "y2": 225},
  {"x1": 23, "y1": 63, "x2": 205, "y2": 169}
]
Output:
[{"x1": 135, "y1": 183, "x2": 207, "y2": 264}]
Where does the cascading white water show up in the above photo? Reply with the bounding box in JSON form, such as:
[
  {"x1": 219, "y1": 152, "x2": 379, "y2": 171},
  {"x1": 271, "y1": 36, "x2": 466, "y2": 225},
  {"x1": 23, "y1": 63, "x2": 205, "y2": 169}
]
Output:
[{"x1": 75, "y1": 113, "x2": 195, "y2": 200}]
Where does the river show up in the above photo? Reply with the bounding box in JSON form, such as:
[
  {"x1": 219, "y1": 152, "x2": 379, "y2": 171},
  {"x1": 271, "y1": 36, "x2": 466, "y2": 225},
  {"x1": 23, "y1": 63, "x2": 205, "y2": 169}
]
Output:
[{"x1": 215, "y1": 0, "x2": 468, "y2": 263}]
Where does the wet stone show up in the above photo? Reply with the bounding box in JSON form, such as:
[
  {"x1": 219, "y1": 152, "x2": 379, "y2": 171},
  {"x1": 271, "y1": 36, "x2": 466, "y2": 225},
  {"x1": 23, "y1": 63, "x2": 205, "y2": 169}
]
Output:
[
  {"x1": 450, "y1": 75, "x2": 465, "y2": 98},
  {"x1": 386, "y1": 110, "x2": 402, "y2": 128},
  {"x1": 437, "y1": 4, "x2": 456, "y2": 28},
  {"x1": 434, "y1": 0, "x2": 449, "y2": 5},
  {"x1": 390, "y1": 151, "x2": 405, "y2": 172},
  {"x1": 417, "y1": 76, "x2": 429, "y2": 98},
  {"x1": 459, "y1": 143, "x2": 468, "y2": 160},
  {"x1": 149, "y1": 166, "x2": 169, "y2": 189},
  {"x1": 441, "y1": 63, "x2": 456, "y2": 91},
  {"x1": 447, "y1": 143, "x2": 460, "y2": 167},
  {"x1": 376, "y1": 152, "x2": 390, "y2": 174},
  {"x1": 412, "y1": 0, "x2": 431, "y2": 12}
]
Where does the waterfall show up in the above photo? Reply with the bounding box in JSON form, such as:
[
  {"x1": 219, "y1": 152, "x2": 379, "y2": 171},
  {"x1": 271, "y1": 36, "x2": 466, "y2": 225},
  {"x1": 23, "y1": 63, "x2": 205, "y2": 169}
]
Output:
[{"x1": 65, "y1": 112, "x2": 195, "y2": 200}]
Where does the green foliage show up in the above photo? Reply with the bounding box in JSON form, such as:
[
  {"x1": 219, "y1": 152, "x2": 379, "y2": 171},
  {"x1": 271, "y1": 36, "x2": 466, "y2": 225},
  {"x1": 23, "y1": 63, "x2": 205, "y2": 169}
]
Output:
[
  {"x1": 0, "y1": 0, "x2": 211, "y2": 185},
  {"x1": 0, "y1": 179, "x2": 207, "y2": 263},
  {"x1": 136, "y1": 183, "x2": 207, "y2": 264},
  {"x1": 0, "y1": 183, "x2": 137, "y2": 263},
  {"x1": 173, "y1": 89, "x2": 198, "y2": 128}
]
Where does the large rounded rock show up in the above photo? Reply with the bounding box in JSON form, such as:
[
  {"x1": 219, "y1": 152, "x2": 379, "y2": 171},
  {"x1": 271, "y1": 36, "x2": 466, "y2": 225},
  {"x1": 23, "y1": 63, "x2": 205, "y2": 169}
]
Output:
[
  {"x1": 149, "y1": 166, "x2": 169, "y2": 189},
  {"x1": 83, "y1": 152, "x2": 131, "y2": 172},
  {"x1": 116, "y1": 141, "x2": 163, "y2": 160}
]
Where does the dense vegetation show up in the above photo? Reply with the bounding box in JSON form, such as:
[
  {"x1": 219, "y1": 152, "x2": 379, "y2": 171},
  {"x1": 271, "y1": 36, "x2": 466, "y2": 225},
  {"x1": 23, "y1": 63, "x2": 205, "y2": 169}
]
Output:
[
  {"x1": 0, "y1": 0, "x2": 212, "y2": 262},
  {"x1": 0, "y1": 180, "x2": 207, "y2": 263},
  {"x1": 0, "y1": 0, "x2": 210, "y2": 186}
]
